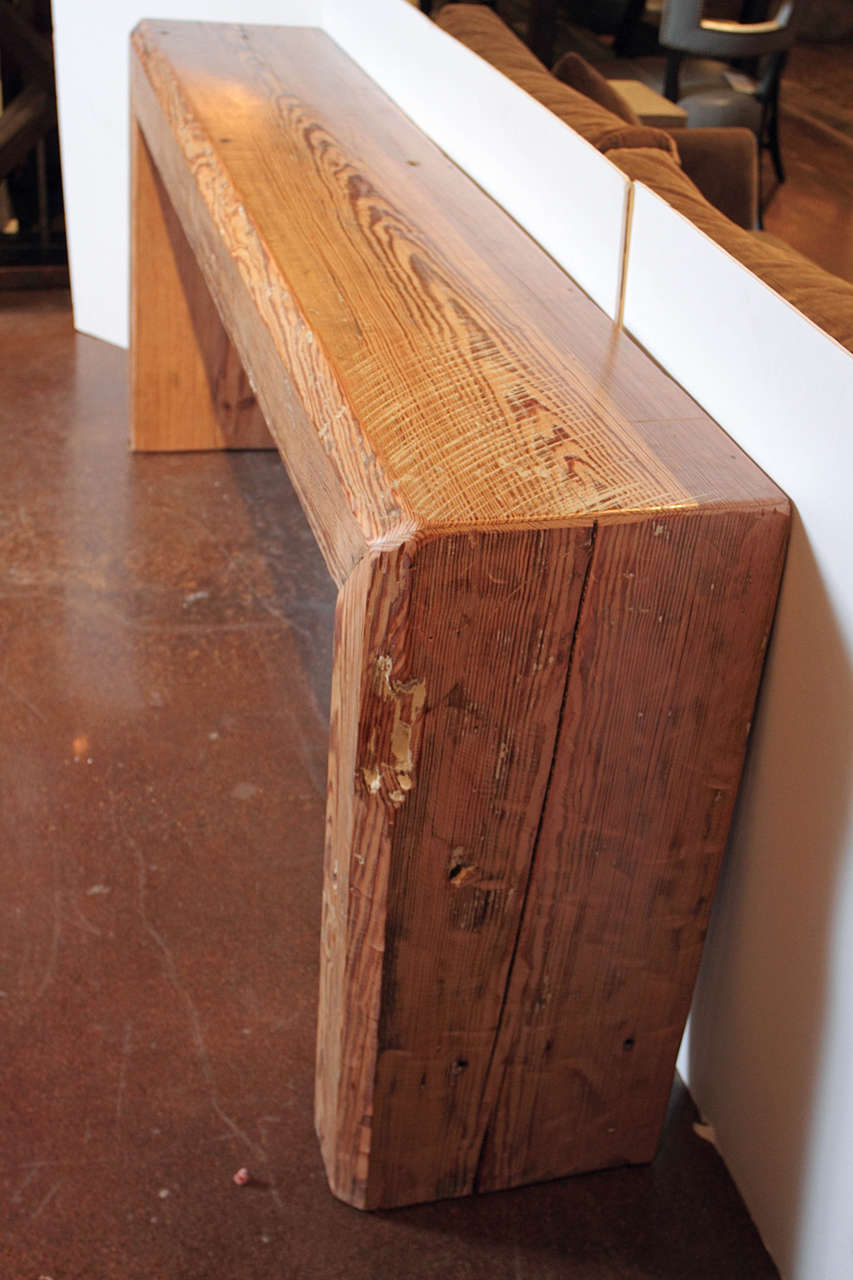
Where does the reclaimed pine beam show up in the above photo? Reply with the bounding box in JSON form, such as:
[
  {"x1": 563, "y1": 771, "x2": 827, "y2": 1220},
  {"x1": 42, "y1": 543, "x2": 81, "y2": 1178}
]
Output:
[{"x1": 130, "y1": 21, "x2": 789, "y2": 1209}]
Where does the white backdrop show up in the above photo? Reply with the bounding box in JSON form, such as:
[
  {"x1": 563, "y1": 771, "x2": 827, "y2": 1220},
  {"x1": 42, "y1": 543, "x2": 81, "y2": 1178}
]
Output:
[
  {"x1": 51, "y1": 4, "x2": 853, "y2": 1276},
  {"x1": 52, "y1": 0, "x2": 321, "y2": 347},
  {"x1": 625, "y1": 186, "x2": 853, "y2": 1280}
]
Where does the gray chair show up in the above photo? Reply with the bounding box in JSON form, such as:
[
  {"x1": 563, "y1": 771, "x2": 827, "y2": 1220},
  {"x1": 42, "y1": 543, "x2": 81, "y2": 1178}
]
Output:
[{"x1": 658, "y1": 0, "x2": 803, "y2": 187}]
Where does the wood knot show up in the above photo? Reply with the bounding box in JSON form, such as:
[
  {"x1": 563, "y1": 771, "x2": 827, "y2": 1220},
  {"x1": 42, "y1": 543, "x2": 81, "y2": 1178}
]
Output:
[{"x1": 448, "y1": 847, "x2": 477, "y2": 886}]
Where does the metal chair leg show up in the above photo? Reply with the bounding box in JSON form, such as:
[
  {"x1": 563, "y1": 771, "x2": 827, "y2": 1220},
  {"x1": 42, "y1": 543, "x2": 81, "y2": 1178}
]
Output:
[
  {"x1": 664, "y1": 50, "x2": 683, "y2": 102},
  {"x1": 765, "y1": 92, "x2": 785, "y2": 184}
]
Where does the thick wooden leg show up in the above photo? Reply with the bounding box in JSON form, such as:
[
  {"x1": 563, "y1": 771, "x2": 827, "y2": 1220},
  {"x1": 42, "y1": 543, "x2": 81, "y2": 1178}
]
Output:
[
  {"x1": 130, "y1": 117, "x2": 272, "y2": 452},
  {"x1": 316, "y1": 506, "x2": 787, "y2": 1209},
  {"x1": 475, "y1": 507, "x2": 788, "y2": 1191},
  {"x1": 316, "y1": 526, "x2": 594, "y2": 1209}
]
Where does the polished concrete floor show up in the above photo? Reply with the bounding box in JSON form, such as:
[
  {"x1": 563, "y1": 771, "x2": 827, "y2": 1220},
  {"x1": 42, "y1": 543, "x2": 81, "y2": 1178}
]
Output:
[{"x1": 0, "y1": 291, "x2": 782, "y2": 1277}]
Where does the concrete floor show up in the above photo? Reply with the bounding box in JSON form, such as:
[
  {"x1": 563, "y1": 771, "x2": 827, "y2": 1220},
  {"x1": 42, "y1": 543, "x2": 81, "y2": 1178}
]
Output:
[{"x1": 0, "y1": 290, "x2": 782, "y2": 1278}]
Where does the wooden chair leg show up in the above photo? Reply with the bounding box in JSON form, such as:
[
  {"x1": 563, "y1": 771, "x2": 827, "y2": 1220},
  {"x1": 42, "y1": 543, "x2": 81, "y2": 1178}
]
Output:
[
  {"x1": 664, "y1": 50, "x2": 683, "y2": 103},
  {"x1": 527, "y1": 0, "x2": 559, "y2": 67},
  {"x1": 765, "y1": 92, "x2": 785, "y2": 184}
]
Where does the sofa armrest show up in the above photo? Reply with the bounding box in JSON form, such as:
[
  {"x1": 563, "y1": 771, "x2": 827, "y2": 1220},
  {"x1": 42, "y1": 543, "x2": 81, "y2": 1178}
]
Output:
[
  {"x1": 673, "y1": 127, "x2": 758, "y2": 230},
  {"x1": 550, "y1": 45, "x2": 757, "y2": 228}
]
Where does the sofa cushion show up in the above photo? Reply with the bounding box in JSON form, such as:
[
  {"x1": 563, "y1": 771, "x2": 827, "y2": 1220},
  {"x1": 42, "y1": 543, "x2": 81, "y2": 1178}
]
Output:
[
  {"x1": 552, "y1": 51, "x2": 640, "y2": 125},
  {"x1": 609, "y1": 147, "x2": 853, "y2": 353},
  {"x1": 436, "y1": 4, "x2": 679, "y2": 159}
]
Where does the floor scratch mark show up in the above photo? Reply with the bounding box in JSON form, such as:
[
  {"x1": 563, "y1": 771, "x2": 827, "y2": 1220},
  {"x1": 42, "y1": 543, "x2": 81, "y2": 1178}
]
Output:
[
  {"x1": 114, "y1": 1021, "x2": 133, "y2": 1127},
  {"x1": 35, "y1": 886, "x2": 62, "y2": 999},
  {"x1": 11, "y1": 1165, "x2": 39, "y2": 1205},
  {"x1": 113, "y1": 802, "x2": 286, "y2": 1214},
  {"x1": 1, "y1": 652, "x2": 48, "y2": 724},
  {"x1": 30, "y1": 1179, "x2": 63, "y2": 1222}
]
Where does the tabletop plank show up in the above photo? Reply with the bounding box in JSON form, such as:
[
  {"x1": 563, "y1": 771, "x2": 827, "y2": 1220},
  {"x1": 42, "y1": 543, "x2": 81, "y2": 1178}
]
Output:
[{"x1": 132, "y1": 20, "x2": 784, "y2": 559}]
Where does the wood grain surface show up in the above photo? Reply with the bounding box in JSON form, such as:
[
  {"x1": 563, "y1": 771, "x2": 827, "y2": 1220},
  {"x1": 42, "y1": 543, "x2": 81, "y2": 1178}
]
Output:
[
  {"x1": 475, "y1": 506, "x2": 790, "y2": 1192},
  {"x1": 318, "y1": 526, "x2": 593, "y2": 1207},
  {"x1": 130, "y1": 21, "x2": 790, "y2": 1209},
  {"x1": 130, "y1": 22, "x2": 781, "y2": 544}
]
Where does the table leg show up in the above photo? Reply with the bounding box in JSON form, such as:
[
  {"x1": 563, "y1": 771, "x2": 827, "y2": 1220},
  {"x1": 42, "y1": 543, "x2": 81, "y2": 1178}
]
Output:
[
  {"x1": 315, "y1": 502, "x2": 786, "y2": 1209},
  {"x1": 130, "y1": 117, "x2": 271, "y2": 452},
  {"x1": 316, "y1": 525, "x2": 593, "y2": 1208}
]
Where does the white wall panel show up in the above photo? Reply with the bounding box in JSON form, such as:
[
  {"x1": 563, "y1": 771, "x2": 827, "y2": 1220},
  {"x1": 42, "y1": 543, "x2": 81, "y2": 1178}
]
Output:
[
  {"x1": 624, "y1": 182, "x2": 853, "y2": 1280},
  {"x1": 51, "y1": 0, "x2": 323, "y2": 346}
]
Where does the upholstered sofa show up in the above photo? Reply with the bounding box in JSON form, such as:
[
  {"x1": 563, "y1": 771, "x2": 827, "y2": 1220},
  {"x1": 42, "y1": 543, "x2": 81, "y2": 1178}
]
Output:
[{"x1": 435, "y1": 3, "x2": 853, "y2": 352}]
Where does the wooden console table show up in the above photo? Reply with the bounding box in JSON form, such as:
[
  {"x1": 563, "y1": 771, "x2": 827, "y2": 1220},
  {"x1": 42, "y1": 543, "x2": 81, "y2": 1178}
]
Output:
[{"x1": 130, "y1": 21, "x2": 789, "y2": 1210}]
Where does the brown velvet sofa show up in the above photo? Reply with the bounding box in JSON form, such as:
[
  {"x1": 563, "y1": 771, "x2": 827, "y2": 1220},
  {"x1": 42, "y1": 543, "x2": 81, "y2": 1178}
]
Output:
[{"x1": 435, "y1": 3, "x2": 853, "y2": 352}]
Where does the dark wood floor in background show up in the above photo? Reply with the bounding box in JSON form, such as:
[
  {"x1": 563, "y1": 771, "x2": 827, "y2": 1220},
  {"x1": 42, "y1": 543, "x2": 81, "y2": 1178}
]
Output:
[
  {"x1": 0, "y1": 290, "x2": 783, "y2": 1278},
  {"x1": 763, "y1": 40, "x2": 853, "y2": 281}
]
